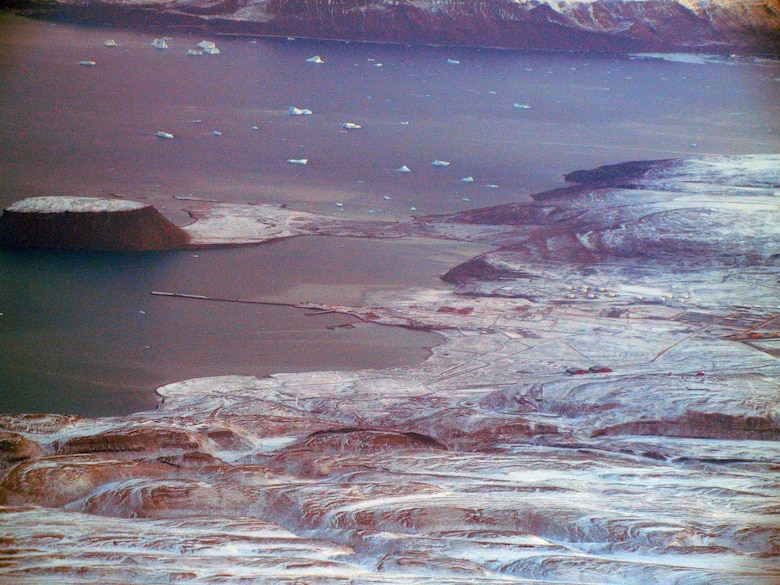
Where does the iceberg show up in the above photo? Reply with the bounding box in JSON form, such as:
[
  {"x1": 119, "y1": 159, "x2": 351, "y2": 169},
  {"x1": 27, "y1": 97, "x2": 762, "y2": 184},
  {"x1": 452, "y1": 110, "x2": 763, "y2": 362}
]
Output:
[
  {"x1": 447, "y1": 58, "x2": 461, "y2": 64},
  {"x1": 306, "y1": 55, "x2": 324, "y2": 63},
  {"x1": 342, "y1": 122, "x2": 362, "y2": 130},
  {"x1": 287, "y1": 158, "x2": 308, "y2": 165},
  {"x1": 187, "y1": 50, "x2": 203, "y2": 56},
  {"x1": 155, "y1": 131, "x2": 174, "y2": 139},
  {"x1": 103, "y1": 40, "x2": 118, "y2": 47},
  {"x1": 288, "y1": 106, "x2": 313, "y2": 116},
  {"x1": 78, "y1": 61, "x2": 96, "y2": 67},
  {"x1": 396, "y1": 165, "x2": 411, "y2": 173},
  {"x1": 461, "y1": 176, "x2": 475, "y2": 183},
  {"x1": 431, "y1": 160, "x2": 450, "y2": 167},
  {"x1": 196, "y1": 41, "x2": 216, "y2": 50},
  {"x1": 513, "y1": 103, "x2": 532, "y2": 109},
  {"x1": 150, "y1": 38, "x2": 168, "y2": 49}
]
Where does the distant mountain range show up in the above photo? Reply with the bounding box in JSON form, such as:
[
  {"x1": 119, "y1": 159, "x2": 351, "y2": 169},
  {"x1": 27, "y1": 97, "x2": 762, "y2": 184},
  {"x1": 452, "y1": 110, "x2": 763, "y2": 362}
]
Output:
[{"x1": 8, "y1": 0, "x2": 780, "y2": 53}]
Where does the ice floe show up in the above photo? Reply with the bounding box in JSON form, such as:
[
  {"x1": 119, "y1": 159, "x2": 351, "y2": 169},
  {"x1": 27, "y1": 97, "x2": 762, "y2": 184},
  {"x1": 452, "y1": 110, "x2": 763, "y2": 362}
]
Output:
[
  {"x1": 432, "y1": 160, "x2": 451, "y2": 167},
  {"x1": 150, "y1": 38, "x2": 168, "y2": 49},
  {"x1": 396, "y1": 165, "x2": 411, "y2": 173},
  {"x1": 155, "y1": 131, "x2": 174, "y2": 139},
  {"x1": 342, "y1": 122, "x2": 362, "y2": 130},
  {"x1": 287, "y1": 158, "x2": 308, "y2": 165},
  {"x1": 306, "y1": 55, "x2": 324, "y2": 63},
  {"x1": 288, "y1": 106, "x2": 313, "y2": 116}
]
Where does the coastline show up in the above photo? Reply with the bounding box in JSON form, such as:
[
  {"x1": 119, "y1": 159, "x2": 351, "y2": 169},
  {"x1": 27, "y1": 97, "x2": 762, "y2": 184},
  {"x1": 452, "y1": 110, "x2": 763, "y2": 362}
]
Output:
[{"x1": 1, "y1": 154, "x2": 778, "y2": 582}]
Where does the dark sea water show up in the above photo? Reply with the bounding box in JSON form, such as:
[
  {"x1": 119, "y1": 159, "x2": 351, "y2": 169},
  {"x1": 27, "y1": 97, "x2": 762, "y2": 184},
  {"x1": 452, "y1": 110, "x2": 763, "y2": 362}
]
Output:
[
  {"x1": 0, "y1": 13, "x2": 778, "y2": 415},
  {"x1": 0, "y1": 237, "x2": 475, "y2": 416}
]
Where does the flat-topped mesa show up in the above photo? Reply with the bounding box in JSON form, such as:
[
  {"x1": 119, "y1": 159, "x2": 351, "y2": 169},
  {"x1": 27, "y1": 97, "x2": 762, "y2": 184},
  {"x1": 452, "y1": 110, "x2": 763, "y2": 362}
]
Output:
[{"x1": 0, "y1": 196, "x2": 190, "y2": 251}]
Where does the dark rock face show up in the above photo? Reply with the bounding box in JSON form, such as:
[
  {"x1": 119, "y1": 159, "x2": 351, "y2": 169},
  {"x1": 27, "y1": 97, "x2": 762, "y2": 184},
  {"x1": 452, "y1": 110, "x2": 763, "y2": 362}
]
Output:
[
  {"x1": 0, "y1": 196, "x2": 190, "y2": 251},
  {"x1": 11, "y1": 0, "x2": 780, "y2": 53}
]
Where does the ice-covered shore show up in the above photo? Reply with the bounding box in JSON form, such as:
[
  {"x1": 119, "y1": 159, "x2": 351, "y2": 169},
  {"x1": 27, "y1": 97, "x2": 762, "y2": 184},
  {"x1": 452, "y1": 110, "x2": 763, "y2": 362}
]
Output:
[{"x1": 0, "y1": 155, "x2": 778, "y2": 584}]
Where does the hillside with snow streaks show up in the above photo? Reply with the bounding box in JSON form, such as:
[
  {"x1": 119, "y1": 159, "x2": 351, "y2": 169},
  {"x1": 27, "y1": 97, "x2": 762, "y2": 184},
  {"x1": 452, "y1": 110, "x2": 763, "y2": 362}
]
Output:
[
  {"x1": 1, "y1": 155, "x2": 778, "y2": 584},
  {"x1": 11, "y1": 0, "x2": 780, "y2": 52}
]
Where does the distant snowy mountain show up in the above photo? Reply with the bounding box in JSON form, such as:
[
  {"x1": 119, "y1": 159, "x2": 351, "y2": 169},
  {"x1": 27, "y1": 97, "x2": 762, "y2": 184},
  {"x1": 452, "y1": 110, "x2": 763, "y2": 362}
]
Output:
[{"x1": 11, "y1": 0, "x2": 780, "y2": 52}]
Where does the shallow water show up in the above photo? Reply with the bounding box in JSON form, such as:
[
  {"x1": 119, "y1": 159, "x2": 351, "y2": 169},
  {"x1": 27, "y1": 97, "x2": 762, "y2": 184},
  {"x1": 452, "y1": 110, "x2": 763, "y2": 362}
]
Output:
[
  {"x1": 0, "y1": 13, "x2": 778, "y2": 415},
  {"x1": 0, "y1": 237, "x2": 490, "y2": 416}
]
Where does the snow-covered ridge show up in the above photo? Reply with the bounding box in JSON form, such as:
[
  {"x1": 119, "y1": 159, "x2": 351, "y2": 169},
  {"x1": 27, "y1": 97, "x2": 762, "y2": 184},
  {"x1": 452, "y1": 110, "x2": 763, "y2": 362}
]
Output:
[{"x1": 11, "y1": 0, "x2": 780, "y2": 52}]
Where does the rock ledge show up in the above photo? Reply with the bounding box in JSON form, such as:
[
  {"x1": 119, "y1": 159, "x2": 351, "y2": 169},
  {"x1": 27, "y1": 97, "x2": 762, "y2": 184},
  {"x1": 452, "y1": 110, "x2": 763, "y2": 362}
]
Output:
[{"x1": 0, "y1": 196, "x2": 190, "y2": 251}]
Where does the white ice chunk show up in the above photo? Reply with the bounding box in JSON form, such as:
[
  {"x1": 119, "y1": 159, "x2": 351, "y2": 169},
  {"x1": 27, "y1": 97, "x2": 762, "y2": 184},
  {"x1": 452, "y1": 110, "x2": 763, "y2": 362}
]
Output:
[
  {"x1": 196, "y1": 40, "x2": 217, "y2": 50},
  {"x1": 306, "y1": 55, "x2": 324, "y2": 63},
  {"x1": 78, "y1": 60, "x2": 96, "y2": 66},
  {"x1": 342, "y1": 122, "x2": 362, "y2": 130},
  {"x1": 431, "y1": 160, "x2": 450, "y2": 167},
  {"x1": 513, "y1": 103, "x2": 531, "y2": 109},
  {"x1": 396, "y1": 165, "x2": 411, "y2": 173},
  {"x1": 103, "y1": 40, "x2": 118, "y2": 47},
  {"x1": 150, "y1": 38, "x2": 168, "y2": 49},
  {"x1": 187, "y1": 50, "x2": 203, "y2": 56},
  {"x1": 447, "y1": 58, "x2": 460, "y2": 64},
  {"x1": 204, "y1": 47, "x2": 220, "y2": 55},
  {"x1": 288, "y1": 106, "x2": 313, "y2": 116},
  {"x1": 212, "y1": 131, "x2": 222, "y2": 136},
  {"x1": 155, "y1": 131, "x2": 174, "y2": 139},
  {"x1": 287, "y1": 158, "x2": 308, "y2": 165},
  {"x1": 462, "y1": 176, "x2": 474, "y2": 183}
]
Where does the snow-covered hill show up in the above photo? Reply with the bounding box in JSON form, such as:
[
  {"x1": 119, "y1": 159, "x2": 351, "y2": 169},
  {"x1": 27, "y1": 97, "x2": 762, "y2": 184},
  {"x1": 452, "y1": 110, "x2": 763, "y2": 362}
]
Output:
[{"x1": 12, "y1": 0, "x2": 780, "y2": 52}]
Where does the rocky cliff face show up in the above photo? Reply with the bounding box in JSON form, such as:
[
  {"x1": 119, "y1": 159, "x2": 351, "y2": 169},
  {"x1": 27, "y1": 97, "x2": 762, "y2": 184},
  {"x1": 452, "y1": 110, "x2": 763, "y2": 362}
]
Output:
[
  {"x1": 0, "y1": 196, "x2": 190, "y2": 251},
  {"x1": 11, "y1": 0, "x2": 780, "y2": 53}
]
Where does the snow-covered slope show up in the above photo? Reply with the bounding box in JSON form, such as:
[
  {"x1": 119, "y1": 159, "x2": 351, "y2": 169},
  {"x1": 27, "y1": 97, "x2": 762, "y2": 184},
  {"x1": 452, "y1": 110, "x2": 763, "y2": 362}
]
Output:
[{"x1": 12, "y1": 0, "x2": 780, "y2": 52}]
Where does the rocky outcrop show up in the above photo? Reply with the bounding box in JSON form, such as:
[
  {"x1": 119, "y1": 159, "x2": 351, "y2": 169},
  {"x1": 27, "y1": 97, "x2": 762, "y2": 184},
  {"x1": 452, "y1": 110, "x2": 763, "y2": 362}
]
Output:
[
  {"x1": 440, "y1": 155, "x2": 780, "y2": 273},
  {"x1": 10, "y1": 0, "x2": 780, "y2": 53},
  {"x1": 0, "y1": 196, "x2": 190, "y2": 251}
]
